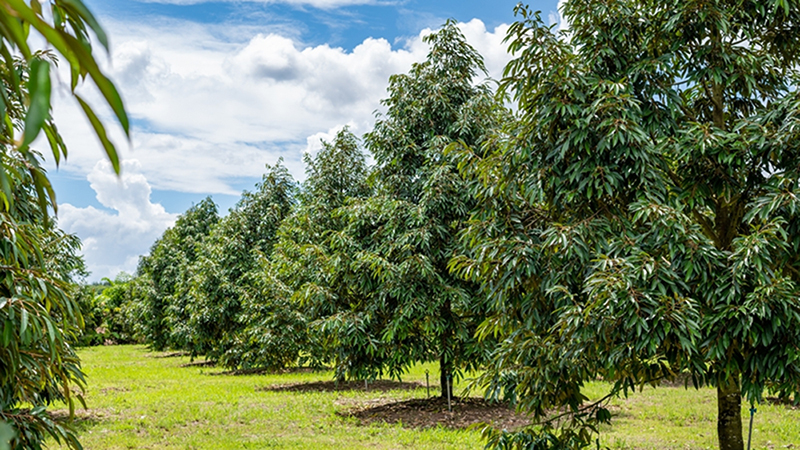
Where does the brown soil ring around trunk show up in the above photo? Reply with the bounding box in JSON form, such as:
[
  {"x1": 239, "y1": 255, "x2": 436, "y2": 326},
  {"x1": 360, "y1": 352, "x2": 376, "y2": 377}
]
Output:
[
  {"x1": 258, "y1": 379, "x2": 424, "y2": 393},
  {"x1": 340, "y1": 397, "x2": 531, "y2": 431}
]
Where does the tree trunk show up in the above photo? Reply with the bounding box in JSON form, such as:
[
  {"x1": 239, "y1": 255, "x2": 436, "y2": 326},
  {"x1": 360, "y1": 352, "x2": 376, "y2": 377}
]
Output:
[
  {"x1": 439, "y1": 352, "x2": 453, "y2": 399},
  {"x1": 717, "y1": 377, "x2": 744, "y2": 450},
  {"x1": 439, "y1": 294, "x2": 454, "y2": 399}
]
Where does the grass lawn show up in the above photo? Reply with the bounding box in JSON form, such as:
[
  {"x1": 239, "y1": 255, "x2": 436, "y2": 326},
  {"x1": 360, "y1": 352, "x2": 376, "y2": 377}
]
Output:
[{"x1": 52, "y1": 345, "x2": 800, "y2": 449}]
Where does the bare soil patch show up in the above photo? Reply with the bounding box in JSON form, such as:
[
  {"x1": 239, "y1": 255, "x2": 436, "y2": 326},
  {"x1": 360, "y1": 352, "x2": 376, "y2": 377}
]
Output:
[
  {"x1": 341, "y1": 396, "x2": 530, "y2": 430},
  {"x1": 259, "y1": 379, "x2": 423, "y2": 393},
  {"x1": 148, "y1": 351, "x2": 190, "y2": 358},
  {"x1": 49, "y1": 408, "x2": 115, "y2": 430},
  {"x1": 213, "y1": 366, "x2": 322, "y2": 376},
  {"x1": 657, "y1": 373, "x2": 700, "y2": 388},
  {"x1": 765, "y1": 396, "x2": 800, "y2": 409},
  {"x1": 180, "y1": 360, "x2": 216, "y2": 368},
  {"x1": 99, "y1": 386, "x2": 130, "y2": 394}
]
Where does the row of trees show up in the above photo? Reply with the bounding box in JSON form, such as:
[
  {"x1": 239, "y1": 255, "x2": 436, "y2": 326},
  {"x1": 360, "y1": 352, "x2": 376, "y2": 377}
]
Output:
[
  {"x1": 112, "y1": 2, "x2": 800, "y2": 448},
  {"x1": 4, "y1": 0, "x2": 800, "y2": 449},
  {"x1": 119, "y1": 22, "x2": 505, "y2": 400}
]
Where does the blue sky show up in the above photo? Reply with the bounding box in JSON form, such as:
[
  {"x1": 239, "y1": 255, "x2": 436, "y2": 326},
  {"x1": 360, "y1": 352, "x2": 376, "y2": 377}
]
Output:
[{"x1": 49, "y1": 0, "x2": 561, "y2": 280}]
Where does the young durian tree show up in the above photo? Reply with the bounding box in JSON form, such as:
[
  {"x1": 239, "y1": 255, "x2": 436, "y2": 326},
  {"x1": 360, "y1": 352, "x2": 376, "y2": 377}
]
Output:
[
  {"x1": 451, "y1": 2, "x2": 800, "y2": 449},
  {"x1": 315, "y1": 21, "x2": 507, "y2": 397}
]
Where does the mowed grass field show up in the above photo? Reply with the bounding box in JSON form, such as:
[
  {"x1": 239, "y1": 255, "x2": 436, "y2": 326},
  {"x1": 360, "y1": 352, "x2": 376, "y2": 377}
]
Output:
[{"x1": 52, "y1": 345, "x2": 800, "y2": 449}]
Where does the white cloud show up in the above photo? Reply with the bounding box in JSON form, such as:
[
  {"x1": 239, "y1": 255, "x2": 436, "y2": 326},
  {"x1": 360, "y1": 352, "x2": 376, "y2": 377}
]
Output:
[
  {"x1": 556, "y1": 0, "x2": 570, "y2": 35},
  {"x1": 49, "y1": 17, "x2": 511, "y2": 192},
  {"x1": 58, "y1": 160, "x2": 178, "y2": 280},
  {"x1": 47, "y1": 16, "x2": 512, "y2": 279}
]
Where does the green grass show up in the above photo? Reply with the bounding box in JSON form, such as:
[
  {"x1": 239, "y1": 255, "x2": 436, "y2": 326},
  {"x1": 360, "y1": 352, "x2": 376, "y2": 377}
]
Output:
[
  {"x1": 52, "y1": 346, "x2": 800, "y2": 449},
  {"x1": 583, "y1": 382, "x2": 800, "y2": 449},
  {"x1": 53, "y1": 345, "x2": 481, "y2": 449}
]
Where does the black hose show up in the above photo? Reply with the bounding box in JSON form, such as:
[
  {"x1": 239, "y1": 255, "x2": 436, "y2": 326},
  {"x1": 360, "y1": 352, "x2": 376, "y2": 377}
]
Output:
[{"x1": 746, "y1": 405, "x2": 756, "y2": 450}]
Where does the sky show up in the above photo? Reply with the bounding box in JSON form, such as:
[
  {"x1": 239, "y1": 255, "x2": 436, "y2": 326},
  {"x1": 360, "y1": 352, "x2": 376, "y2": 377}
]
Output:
[{"x1": 47, "y1": 0, "x2": 562, "y2": 281}]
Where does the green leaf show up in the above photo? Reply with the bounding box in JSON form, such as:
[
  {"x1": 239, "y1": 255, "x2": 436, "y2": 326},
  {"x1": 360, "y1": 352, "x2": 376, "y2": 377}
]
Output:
[
  {"x1": 60, "y1": 32, "x2": 129, "y2": 139},
  {"x1": 60, "y1": 0, "x2": 109, "y2": 50},
  {"x1": 20, "y1": 308, "x2": 28, "y2": 335},
  {"x1": 0, "y1": 81, "x2": 7, "y2": 134},
  {"x1": 0, "y1": 420, "x2": 15, "y2": 450},
  {"x1": 0, "y1": 9, "x2": 32, "y2": 59},
  {"x1": 1, "y1": 320, "x2": 11, "y2": 346},
  {"x1": 74, "y1": 94, "x2": 120, "y2": 174},
  {"x1": 22, "y1": 58, "x2": 51, "y2": 148},
  {"x1": 30, "y1": 167, "x2": 55, "y2": 219}
]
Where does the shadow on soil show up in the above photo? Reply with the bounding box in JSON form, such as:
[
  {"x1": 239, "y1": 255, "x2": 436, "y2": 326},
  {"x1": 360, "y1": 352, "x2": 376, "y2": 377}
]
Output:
[
  {"x1": 259, "y1": 379, "x2": 424, "y2": 393},
  {"x1": 341, "y1": 397, "x2": 531, "y2": 430},
  {"x1": 49, "y1": 409, "x2": 106, "y2": 432}
]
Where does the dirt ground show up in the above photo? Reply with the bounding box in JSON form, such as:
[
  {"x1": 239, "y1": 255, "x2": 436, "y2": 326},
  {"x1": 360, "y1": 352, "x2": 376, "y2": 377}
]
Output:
[
  {"x1": 260, "y1": 379, "x2": 530, "y2": 430},
  {"x1": 342, "y1": 396, "x2": 531, "y2": 430},
  {"x1": 259, "y1": 379, "x2": 423, "y2": 393}
]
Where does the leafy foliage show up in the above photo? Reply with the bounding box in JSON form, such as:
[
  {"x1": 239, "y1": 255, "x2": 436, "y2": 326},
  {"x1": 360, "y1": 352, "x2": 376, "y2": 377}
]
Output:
[
  {"x1": 183, "y1": 162, "x2": 296, "y2": 365},
  {"x1": 74, "y1": 274, "x2": 141, "y2": 347},
  {"x1": 233, "y1": 128, "x2": 370, "y2": 370},
  {"x1": 0, "y1": 1, "x2": 129, "y2": 448},
  {"x1": 0, "y1": 0, "x2": 128, "y2": 212},
  {"x1": 110, "y1": 8, "x2": 800, "y2": 449},
  {"x1": 0, "y1": 184, "x2": 87, "y2": 450},
  {"x1": 450, "y1": 2, "x2": 800, "y2": 449},
  {"x1": 136, "y1": 197, "x2": 218, "y2": 351},
  {"x1": 305, "y1": 21, "x2": 507, "y2": 395}
]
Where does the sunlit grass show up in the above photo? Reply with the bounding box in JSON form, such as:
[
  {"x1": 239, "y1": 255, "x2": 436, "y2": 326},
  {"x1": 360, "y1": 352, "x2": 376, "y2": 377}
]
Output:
[
  {"x1": 583, "y1": 381, "x2": 800, "y2": 449},
  {"x1": 52, "y1": 346, "x2": 800, "y2": 449},
  {"x1": 53, "y1": 345, "x2": 480, "y2": 449}
]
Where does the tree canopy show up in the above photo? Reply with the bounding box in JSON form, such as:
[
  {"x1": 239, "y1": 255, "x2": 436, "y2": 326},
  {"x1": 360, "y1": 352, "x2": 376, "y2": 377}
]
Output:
[
  {"x1": 182, "y1": 162, "x2": 296, "y2": 366},
  {"x1": 451, "y1": 2, "x2": 800, "y2": 449},
  {"x1": 0, "y1": 1, "x2": 129, "y2": 448},
  {"x1": 88, "y1": 6, "x2": 800, "y2": 449},
  {"x1": 303, "y1": 21, "x2": 507, "y2": 396}
]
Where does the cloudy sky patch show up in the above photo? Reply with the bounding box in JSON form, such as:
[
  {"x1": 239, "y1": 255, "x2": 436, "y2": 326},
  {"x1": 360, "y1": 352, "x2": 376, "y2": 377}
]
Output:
[{"x1": 48, "y1": 0, "x2": 560, "y2": 280}]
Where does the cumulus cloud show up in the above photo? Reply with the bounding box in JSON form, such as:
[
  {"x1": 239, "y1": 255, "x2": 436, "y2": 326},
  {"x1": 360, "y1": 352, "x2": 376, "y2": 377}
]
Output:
[
  {"x1": 48, "y1": 16, "x2": 512, "y2": 279},
  {"x1": 58, "y1": 160, "x2": 178, "y2": 280},
  {"x1": 50, "y1": 18, "x2": 511, "y2": 191},
  {"x1": 556, "y1": 0, "x2": 570, "y2": 35}
]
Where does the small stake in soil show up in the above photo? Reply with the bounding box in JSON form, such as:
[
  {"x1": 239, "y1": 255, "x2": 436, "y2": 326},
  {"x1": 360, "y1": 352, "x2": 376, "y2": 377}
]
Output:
[
  {"x1": 425, "y1": 370, "x2": 430, "y2": 398},
  {"x1": 446, "y1": 375, "x2": 452, "y2": 412},
  {"x1": 747, "y1": 405, "x2": 756, "y2": 450},
  {"x1": 365, "y1": 379, "x2": 368, "y2": 391}
]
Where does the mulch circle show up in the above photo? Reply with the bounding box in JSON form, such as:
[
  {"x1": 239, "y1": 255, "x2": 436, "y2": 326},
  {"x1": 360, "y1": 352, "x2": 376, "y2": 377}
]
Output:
[
  {"x1": 342, "y1": 396, "x2": 531, "y2": 430},
  {"x1": 147, "y1": 351, "x2": 190, "y2": 358},
  {"x1": 259, "y1": 379, "x2": 423, "y2": 393},
  {"x1": 180, "y1": 360, "x2": 216, "y2": 368},
  {"x1": 213, "y1": 367, "x2": 321, "y2": 376}
]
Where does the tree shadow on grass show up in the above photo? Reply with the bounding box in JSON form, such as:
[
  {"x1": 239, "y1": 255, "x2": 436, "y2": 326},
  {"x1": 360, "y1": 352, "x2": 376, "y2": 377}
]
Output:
[
  {"x1": 210, "y1": 366, "x2": 326, "y2": 376},
  {"x1": 258, "y1": 379, "x2": 424, "y2": 393},
  {"x1": 765, "y1": 396, "x2": 800, "y2": 409},
  {"x1": 146, "y1": 351, "x2": 190, "y2": 358},
  {"x1": 49, "y1": 409, "x2": 107, "y2": 432},
  {"x1": 180, "y1": 360, "x2": 216, "y2": 368}
]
